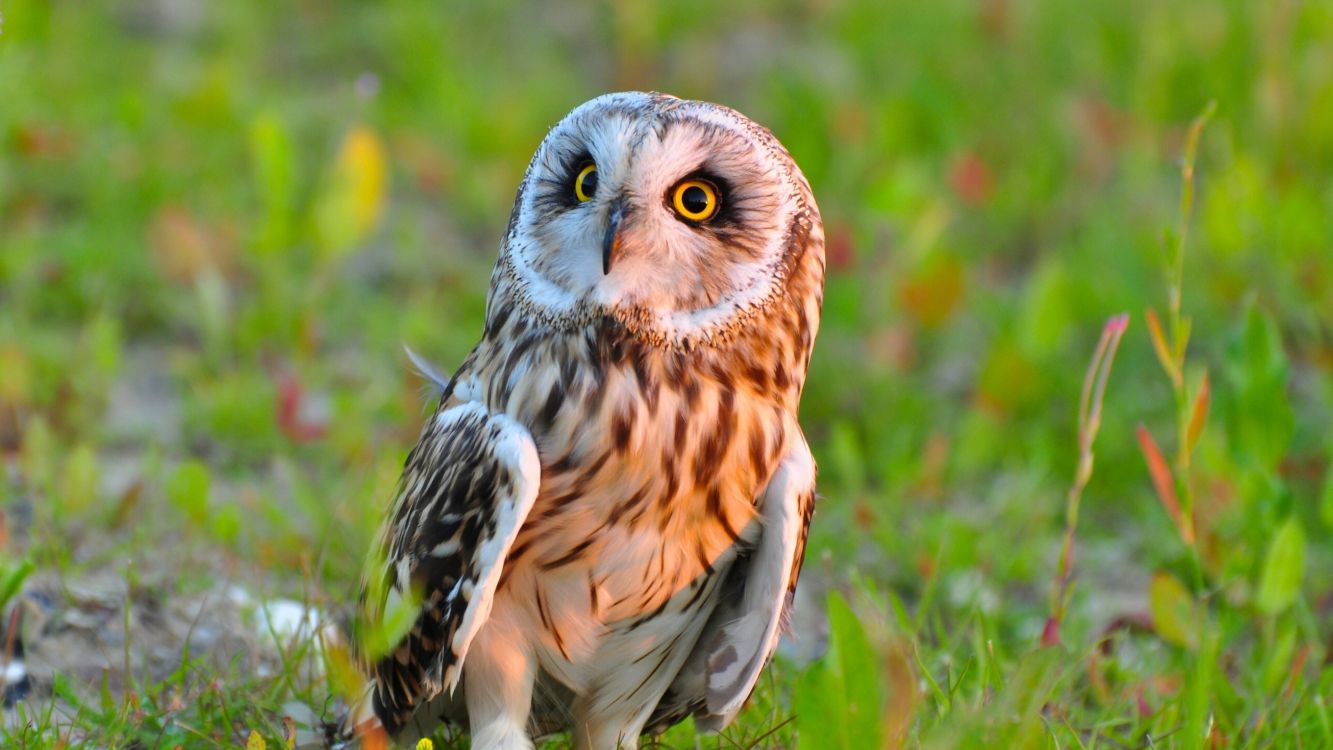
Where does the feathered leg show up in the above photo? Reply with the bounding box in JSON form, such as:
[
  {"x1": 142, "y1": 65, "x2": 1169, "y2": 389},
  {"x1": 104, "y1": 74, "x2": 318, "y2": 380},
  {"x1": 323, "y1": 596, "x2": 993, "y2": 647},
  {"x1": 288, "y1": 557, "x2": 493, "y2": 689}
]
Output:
[
  {"x1": 572, "y1": 704, "x2": 647, "y2": 750},
  {"x1": 464, "y1": 609, "x2": 538, "y2": 750}
]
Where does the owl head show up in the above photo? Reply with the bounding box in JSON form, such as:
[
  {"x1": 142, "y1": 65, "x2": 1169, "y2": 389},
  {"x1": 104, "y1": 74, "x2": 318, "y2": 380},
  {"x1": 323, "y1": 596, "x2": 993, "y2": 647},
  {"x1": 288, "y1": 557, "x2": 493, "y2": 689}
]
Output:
[{"x1": 496, "y1": 92, "x2": 822, "y2": 346}]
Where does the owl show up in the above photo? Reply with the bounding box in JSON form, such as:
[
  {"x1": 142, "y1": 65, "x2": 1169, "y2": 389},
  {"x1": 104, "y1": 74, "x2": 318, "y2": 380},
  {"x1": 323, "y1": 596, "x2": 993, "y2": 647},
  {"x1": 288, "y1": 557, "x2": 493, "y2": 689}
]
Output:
[{"x1": 348, "y1": 91, "x2": 825, "y2": 749}]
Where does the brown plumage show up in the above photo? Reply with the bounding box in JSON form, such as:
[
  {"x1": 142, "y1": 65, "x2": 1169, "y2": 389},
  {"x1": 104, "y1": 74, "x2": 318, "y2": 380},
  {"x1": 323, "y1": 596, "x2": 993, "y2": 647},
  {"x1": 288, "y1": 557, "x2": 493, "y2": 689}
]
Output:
[{"x1": 349, "y1": 92, "x2": 824, "y2": 749}]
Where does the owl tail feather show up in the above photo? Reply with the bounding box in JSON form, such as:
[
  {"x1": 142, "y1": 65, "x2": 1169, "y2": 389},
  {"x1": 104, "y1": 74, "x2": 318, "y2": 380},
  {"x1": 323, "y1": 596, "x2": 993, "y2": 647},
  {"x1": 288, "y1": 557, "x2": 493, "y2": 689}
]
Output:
[{"x1": 336, "y1": 680, "x2": 390, "y2": 748}]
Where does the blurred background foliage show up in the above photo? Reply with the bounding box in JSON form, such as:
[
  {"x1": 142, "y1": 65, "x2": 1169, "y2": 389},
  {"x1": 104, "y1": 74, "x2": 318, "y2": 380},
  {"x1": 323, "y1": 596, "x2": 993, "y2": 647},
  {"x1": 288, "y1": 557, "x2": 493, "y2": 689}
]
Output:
[{"x1": 1, "y1": 0, "x2": 1331, "y2": 747}]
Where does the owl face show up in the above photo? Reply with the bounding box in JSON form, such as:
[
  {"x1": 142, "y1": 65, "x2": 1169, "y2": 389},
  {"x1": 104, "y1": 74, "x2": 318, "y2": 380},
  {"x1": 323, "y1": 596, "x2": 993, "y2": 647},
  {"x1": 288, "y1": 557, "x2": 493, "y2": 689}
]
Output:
[{"x1": 500, "y1": 92, "x2": 819, "y2": 345}]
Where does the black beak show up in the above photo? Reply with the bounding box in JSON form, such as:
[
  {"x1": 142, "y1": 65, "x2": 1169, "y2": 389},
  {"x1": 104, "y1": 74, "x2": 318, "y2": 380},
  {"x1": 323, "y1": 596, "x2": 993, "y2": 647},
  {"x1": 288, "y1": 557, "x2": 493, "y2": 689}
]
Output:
[{"x1": 602, "y1": 198, "x2": 627, "y2": 275}]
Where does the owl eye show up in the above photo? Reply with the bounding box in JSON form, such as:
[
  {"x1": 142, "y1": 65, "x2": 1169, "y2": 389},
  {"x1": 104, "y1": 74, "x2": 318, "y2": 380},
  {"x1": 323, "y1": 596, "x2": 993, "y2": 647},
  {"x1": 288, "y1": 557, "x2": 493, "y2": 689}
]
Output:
[
  {"x1": 670, "y1": 179, "x2": 720, "y2": 223},
  {"x1": 574, "y1": 162, "x2": 598, "y2": 202}
]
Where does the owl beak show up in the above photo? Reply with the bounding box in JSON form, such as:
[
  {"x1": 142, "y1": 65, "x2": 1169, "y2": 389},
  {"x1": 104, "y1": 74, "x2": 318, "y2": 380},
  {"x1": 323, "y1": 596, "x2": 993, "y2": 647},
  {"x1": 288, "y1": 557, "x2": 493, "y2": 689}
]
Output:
[{"x1": 602, "y1": 198, "x2": 627, "y2": 275}]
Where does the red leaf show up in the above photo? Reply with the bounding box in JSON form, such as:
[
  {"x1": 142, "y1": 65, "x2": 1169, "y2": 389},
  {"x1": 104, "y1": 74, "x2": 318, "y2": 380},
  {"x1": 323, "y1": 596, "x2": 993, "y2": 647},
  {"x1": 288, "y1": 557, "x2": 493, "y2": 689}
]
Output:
[
  {"x1": 1137, "y1": 425, "x2": 1192, "y2": 544},
  {"x1": 826, "y1": 224, "x2": 855, "y2": 272},
  {"x1": 1041, "y1": 616, "x2": 1061, "y2": 647},
  {"x1": 1135, "y1": 685, "x2": 1153, "y2": 718},
  {"x1": 948, "y1": 150, "x2": 994, "y2": 206},
  {"x1": 1185, "y1": 370, "x2": 1210, "y2": 456},
  {"x1": 276, "y1": 372, "x2": 327, "y2": 443}
]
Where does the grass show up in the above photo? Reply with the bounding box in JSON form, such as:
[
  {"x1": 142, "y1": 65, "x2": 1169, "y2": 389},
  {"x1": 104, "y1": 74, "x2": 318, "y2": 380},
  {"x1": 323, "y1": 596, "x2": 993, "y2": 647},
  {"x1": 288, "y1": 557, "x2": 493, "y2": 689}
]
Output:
[{"x1": 2, "y1": 0, "x2": 1331, "y2": 747}]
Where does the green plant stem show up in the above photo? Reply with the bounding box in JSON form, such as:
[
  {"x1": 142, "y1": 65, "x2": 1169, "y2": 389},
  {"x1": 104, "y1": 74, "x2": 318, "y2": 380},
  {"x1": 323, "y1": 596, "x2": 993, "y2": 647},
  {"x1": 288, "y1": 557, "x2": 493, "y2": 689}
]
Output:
[
  {"x1": 1169, "y1": 101, "x2": 1216, "y2": 578},
  {"x1": 1164, "y1": 101, "x2": 1217, "y2": 750},
  {"x1": 1046, "y1": 314, "x2": 1128, "y2": 643}
]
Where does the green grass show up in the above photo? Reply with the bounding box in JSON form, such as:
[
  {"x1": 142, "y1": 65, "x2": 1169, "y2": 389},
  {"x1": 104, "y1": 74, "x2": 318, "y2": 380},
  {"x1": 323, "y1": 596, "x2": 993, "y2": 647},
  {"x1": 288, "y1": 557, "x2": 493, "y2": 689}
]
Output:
[{"x1": 2, "y1": 0, "x2": 1331, "y2": 747}]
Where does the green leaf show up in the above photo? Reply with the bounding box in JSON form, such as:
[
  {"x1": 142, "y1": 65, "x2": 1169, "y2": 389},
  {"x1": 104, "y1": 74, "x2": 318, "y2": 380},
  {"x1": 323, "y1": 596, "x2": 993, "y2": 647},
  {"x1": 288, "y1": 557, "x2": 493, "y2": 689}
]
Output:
[
  {"x1": 794, "y1": 591, "x2": 882, "y2": 750},
  {"x1": 1001, "y1": 647, "x2": 1065, "y2": 748},
  {"x1": 1256, "y1": 516, "x2": 1306, "y2": 615},
  {"x1": 1223, "y1": 302, "x2": 1293, "y2": 471},
  {"x1": 1015, "y1": 259, "x2": 1071, "y2": 358},
  {"x1": 212, "y1": 503, "x2": 243, "y2": 546},
  {"x1": 19, "y1": 416, "x2": 55, "y2": 493},
  {"x1": 99, "y1": 669, "x2": 115, "y2": 716},
  {"x1": 1262, "y1": 620, "x2": 1298, "y2": 694},
  {"x1": 0, "y1": 558, "x2": 34, "y2": 611},
  {"x1": 1183, "y1": 629, "x2": 1218, "y2": 750},
  {"x1": 60, "y1": 443, "x2": 99, "y2": 515},
  {"x1": 827, "y1": 421, "x2": 865, "y2": 493},
  {"x1": 165, "y1": 460, "x2": 211, "y2": 528},
  {"x1": 82, "y1": 311, "x2": 123, "y2": 381},
  {"x1": 794, "y1": 661, "x2": 838, "y2": 750},
  {"x1": 830, "y1": 593, "x2": 883, "y2": 749},
  {"x1": 1149, "y1": 571, "x2": 1198, "y2": 650},
  {"x1": 1320, "y1": 464, "x2": 1333, "y2": 531},
  {"x1": 249, "y1": 113, "x2": 296, "y2": 254},
  {"x1": 361, "y1": 580, "x2": 423, "y2": 661}
]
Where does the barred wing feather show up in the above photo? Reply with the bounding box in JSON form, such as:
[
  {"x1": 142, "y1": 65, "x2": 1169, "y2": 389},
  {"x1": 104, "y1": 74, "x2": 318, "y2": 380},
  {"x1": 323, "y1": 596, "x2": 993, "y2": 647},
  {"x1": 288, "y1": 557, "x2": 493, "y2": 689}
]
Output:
[{"x1": 353, "y1": 401, "x2": 541, "y2": 736}]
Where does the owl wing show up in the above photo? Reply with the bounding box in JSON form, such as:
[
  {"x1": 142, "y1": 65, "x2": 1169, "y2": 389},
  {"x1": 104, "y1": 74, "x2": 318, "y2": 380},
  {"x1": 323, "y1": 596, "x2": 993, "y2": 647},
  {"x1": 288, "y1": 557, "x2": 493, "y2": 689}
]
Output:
[
  {"x1": 354, "y1": 400, "x2": 541, "y2": 735},
  {"x1": 651, "y1": 434, "x2": 817, "y2": 732}
]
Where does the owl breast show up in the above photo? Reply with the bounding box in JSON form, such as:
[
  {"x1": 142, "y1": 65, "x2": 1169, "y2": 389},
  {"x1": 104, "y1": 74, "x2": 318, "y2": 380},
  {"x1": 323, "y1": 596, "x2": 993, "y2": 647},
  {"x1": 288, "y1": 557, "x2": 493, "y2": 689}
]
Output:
[{"x1": 437, "y1": 286, "x2": 808, "y2": 725}]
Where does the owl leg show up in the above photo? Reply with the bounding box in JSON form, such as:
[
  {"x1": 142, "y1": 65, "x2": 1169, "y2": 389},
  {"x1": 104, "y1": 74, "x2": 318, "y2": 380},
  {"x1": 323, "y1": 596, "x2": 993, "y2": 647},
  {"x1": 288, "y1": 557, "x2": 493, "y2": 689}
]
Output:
[
  {"x1": 463, "y1": 612, "x2": 537, "y2": 750},
  {"x1": 572, "y1": 702, "x2": 653, "y2": 750},
  {"x1": 571, "y1": 650, "x2": 693, "y2": 749}
]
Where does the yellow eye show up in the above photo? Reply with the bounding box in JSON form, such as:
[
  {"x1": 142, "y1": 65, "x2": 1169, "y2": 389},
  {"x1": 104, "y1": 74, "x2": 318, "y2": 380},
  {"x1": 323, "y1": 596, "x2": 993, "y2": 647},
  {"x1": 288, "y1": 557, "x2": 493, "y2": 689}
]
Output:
[
  {"x1": 671, "y1": 179, "x2": 719, "y2": 222},
  {"x1": 574, "y1": 162, "x2": 598, "y2": 202}
]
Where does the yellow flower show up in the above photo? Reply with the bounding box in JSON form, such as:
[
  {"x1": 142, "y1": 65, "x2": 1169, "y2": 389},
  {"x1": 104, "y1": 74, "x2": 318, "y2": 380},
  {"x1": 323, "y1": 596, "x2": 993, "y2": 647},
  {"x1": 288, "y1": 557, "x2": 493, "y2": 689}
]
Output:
[{"x1": 415, "y1": 739, "x2": 435, "y2": 750}]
